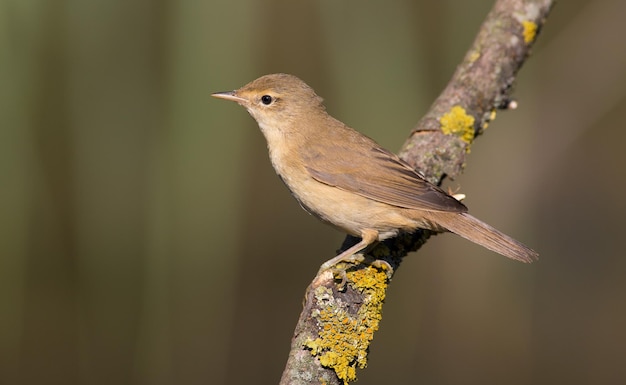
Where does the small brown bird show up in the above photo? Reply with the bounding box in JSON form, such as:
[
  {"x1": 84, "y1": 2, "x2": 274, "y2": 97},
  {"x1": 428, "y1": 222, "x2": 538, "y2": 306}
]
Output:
[{"x1": 212, "y1": 74, "x2": 538, "y2": 270}]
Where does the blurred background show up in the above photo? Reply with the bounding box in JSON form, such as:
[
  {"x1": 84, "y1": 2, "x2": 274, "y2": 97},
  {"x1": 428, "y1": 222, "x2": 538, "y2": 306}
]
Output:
[{"x1": 2, "y1": 0, "x2": 625, "y2": 384}]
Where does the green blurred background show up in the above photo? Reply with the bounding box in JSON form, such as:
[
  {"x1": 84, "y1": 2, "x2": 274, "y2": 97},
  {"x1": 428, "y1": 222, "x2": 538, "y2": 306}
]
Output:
[{"x1": 2, "y1": 0, "x2": 625, "y2": 384}]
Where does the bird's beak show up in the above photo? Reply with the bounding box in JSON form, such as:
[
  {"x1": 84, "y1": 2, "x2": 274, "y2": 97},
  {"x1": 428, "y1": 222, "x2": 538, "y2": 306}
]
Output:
[{"x1": 211, "y1": 90, "x2": 246, "y2": 103}]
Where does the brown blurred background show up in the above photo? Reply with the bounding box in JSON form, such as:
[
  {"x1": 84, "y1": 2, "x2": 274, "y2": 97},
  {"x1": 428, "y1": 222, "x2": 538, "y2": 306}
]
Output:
[{"x1": 2, "y1": 0, "x2": 625, "y2": 384}]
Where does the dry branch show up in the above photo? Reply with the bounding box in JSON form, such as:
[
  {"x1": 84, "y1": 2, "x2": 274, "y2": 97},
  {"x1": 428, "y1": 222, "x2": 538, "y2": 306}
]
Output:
[{"x1": 280, "y1": 1, "x2": 554, "y2": 384}]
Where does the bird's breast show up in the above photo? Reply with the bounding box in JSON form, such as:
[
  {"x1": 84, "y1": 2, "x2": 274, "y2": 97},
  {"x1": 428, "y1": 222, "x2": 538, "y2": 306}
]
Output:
[{"x1": 257, "y1": 120, "x2": 421, "y2": 239}]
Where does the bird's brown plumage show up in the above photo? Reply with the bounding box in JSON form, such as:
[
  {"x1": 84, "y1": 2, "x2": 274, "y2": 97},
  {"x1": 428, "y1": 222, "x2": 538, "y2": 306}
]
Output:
[{"x1": 212, "y1": 73, "x2": 538, "y2": 267}]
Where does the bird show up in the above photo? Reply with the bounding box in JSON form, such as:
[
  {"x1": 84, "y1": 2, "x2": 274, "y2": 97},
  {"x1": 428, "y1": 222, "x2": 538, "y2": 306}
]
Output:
[{"x1": 212, "y1": 73, "x2": 538, "y2": 271}]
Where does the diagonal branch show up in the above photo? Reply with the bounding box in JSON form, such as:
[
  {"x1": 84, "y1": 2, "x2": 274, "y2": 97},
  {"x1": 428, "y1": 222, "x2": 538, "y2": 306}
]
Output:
[{"x1": 279, "y1": 1, "x2": 554, "y2": 384}]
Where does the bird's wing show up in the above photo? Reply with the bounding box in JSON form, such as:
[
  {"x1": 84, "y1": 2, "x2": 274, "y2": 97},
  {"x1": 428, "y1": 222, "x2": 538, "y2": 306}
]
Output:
[{"x1": 302, "y1": 131, "x2": 467, "y2": 213}]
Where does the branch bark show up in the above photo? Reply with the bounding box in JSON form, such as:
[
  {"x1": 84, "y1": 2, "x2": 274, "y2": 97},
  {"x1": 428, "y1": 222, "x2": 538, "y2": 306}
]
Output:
[{"x1": 280, "y1": 1, "x2": 554, "y2": 384}]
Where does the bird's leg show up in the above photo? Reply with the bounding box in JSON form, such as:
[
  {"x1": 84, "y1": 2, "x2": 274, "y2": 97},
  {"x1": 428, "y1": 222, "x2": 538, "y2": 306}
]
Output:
[{"x1": 318, "y1": 228, "x2": 393, "y2": 288}]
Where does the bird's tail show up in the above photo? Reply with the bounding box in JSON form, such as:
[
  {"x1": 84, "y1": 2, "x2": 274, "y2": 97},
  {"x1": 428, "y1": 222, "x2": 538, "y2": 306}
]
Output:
[{"x1": 426, "y1": 211, "x2": 538, "y2": 263}]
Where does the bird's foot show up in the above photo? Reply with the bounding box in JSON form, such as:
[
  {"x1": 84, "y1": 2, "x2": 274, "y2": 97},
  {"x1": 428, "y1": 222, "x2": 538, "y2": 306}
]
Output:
[{"x1": 319, "y1": 253, "x2": 393, "y2": 290}]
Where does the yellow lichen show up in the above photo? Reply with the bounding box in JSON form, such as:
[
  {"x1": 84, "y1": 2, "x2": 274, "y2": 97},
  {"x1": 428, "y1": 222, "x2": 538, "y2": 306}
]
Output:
[
  {"x1": 440, "y1": 105, "x2": 475, "y2": 144},
  {"x1": 304, "y1": 266, "x2": 389, "y2": 384},
  {"x1": 522, "y1": 20, "x2": 537, "y2": 44},
  {"x1": 468, "y1": 50, "x2": 480, "y2": 63}
]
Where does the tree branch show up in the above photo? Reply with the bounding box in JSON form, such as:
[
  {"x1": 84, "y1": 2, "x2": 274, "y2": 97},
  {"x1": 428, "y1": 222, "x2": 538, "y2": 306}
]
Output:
[{"x1": 279, "y1": 1, "x2": 554, "y2": 384}]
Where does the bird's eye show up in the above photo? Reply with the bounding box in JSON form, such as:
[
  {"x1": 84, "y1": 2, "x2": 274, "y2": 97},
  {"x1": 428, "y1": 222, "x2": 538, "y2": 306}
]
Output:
[{"x1": 261, "y1": 95, "x2": 273, "y2": 105}]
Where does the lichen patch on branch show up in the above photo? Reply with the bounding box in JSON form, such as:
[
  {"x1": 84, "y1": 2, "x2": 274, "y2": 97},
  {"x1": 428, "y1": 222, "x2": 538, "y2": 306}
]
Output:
[
  {"x1": 522, "y1": 20, "x2": 538, "y2": 44},
  {"x1": 440, "y1": 106, "x2": 476, "y2": 144},
  {"x1": 304, "y1": 266, "x2": 389, "y2": 384}
]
